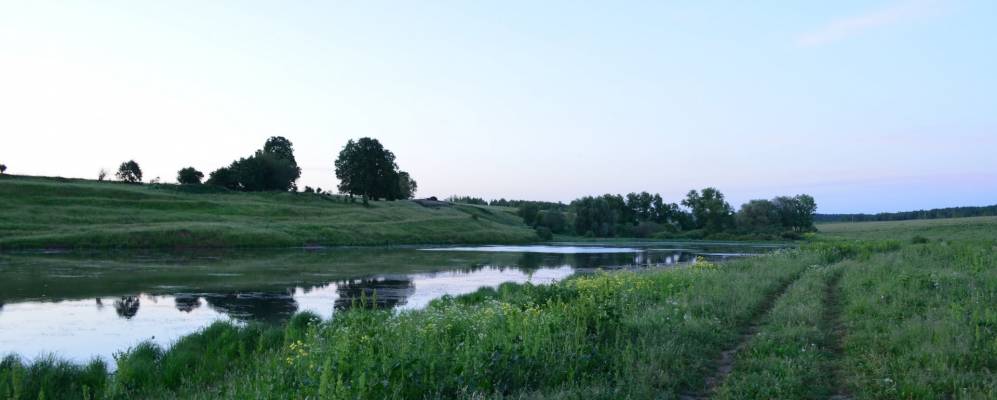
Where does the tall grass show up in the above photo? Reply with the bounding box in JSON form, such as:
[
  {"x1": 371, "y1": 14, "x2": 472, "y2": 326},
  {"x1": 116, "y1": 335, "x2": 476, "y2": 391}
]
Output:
[
  {"x1": 0, "y1": 251, "x2": 816, "y2": 399},
  {"x1": 837, "y1": 242, "x2": 997, "y2": 398},
  {"x1": 713, "y1": 263, "x2": 842, "y2": 399}
]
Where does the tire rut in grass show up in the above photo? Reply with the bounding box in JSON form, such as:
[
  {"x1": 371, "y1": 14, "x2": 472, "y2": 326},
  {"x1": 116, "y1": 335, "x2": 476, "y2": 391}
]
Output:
[
  {"x1": 678, "y1": 272, "x2": 804, "y2": 400},
  {"x1": 822, "y1": 268, "x2": 851, "y2": 400}
]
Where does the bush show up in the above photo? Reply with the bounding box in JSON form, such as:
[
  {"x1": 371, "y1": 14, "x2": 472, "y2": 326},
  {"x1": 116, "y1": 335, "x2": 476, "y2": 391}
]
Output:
[
  {"x1": 911, "y1": 235, "x2": 930, "y2": 244},
  {"x1": 535, "y1": 226, "x2": 553, "y2": 241},
  {"x1": 176, "y1": 167, "x2": 204, "y2": 185}
]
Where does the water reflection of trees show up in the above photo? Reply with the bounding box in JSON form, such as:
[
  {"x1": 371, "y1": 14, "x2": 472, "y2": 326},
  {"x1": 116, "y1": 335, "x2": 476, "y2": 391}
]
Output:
[
  {"x1": 203, "y1": 291, "x2": 298, "y2": 323},
  {"x1": 569, "y1": 251, "x2": 695, "y2": 269},
  {"x1": 174, "y1": 295, "x2": 202, "y2": 313},
  {"x1": 334, "y1": 277, "x2": 415, "y2": 310},
  {"x1": 114, "y1": 296, "x2": 140, "y2": 319}
]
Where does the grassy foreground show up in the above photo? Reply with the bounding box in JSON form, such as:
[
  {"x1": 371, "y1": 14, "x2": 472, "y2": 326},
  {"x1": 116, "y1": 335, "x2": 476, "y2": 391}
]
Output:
[
  {"x1": 1, "y1": 218, "x2": 995, "y2": 399},
  {"x1": 0, "y1": 175, "x2": 536, "y2": 249}
]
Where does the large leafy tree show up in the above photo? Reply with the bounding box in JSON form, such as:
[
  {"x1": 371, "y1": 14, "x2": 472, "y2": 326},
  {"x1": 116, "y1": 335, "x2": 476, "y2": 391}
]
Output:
[
  {"x1": 205, "y1": 137, "x2": 301, "y2": 191},
  {"x1": 681, "y1": 187, "x2": 734, "y2": 232},
  {"x1": 263, "y1": 136, "x2": 298, "y2": 166},
  {"x1": 396, "y1": 171, "x2": 417, "y2": 200},
  {"x1": 206, "y1": 167, "x2": 239, "y2": 190},
  {"x1": 177, "y1": 167, "x2": 204, "y2": 185},
  {"x1": 116, "y1": 160, "x2": 143, "y2": 183},
  {"x1": 736, "y1": 199, "x2": 781, "y2": 231},
  {"x1": 335, "y1": 138, "x2": 413, "y2": 204}
]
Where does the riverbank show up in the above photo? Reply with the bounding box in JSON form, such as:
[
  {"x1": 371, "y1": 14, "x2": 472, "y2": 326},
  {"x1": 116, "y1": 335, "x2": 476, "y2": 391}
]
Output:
[
  {"x1": 6, "y1": 217, "x2": 995, "y2": 398},
  {"x1": 0, "y1": 175, "x2": 536, "y2": 250}
]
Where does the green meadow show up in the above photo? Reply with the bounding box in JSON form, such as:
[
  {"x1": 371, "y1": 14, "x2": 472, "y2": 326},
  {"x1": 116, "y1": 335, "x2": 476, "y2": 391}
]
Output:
[
  {"x1": 0, "y1": 175, "x2": 535, "y2": 249},
  {"x1": 2, "y1": 216, "x2": 994, "y2": 399}
]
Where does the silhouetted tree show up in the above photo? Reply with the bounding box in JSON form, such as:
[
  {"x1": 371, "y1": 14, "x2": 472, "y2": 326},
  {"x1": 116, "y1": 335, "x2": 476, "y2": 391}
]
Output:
[
  {"x1": 396, "y1": 171, "x2": 417, "y2": 199},
  {"x1": 0, "y1": 164, "x2": 6, "y2": 174},
  {"x1": 116, "y1": 160, "x2": 143, "y2": 183},
  {"x1": 205, "y1": 137, "x2": 301, "y2": 191},
  {"x1": 206, "y1": 166, "x2": 240, "y2": 190},
  {"x1": 177, "y1": 167, "x2": 204, "y2": 185},
  {"x1": 335, "y1": 138, "x2": 410, "y2": 204},
  {"x1": 98, "y1": 168, "x2": 108, "y2": 181}
]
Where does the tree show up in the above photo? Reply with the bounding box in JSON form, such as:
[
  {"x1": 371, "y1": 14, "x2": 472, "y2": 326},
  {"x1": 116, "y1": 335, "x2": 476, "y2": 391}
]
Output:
[
  {"x1": 98, "y1": 169, "x2": 108, "y2": 181},
  {"x1": 231, "y1": 151, "x2": 300, "y2": 191},
  {"x1": 396, "y1": 171, "x2": 417, "y2": 199},
  {"x1": 116, "y1": 160, "x2": 143, "y2": 183},
  {"x1": 519, "y1": 203, "x2": 540, "y2": 226},
  {"x1": 177, "y1": 167, "x2": 204, "y2": 185},
  {"x1": 771, "y1": 195, "x2": 818, "y2": 232},
  {"x1": 682, "y1": 187, "x2": 734, "y2": 232},
  {"x1": 736, "y1": 199, "x2": 781, "y2": 232},
  {"x1": 791, "y1": 194, "x2": 817, "y2": 232},
  {"x1": 537, "y1": 210, "x2": 567, "y2": 234},
  {"x1": 571, "y1": 195, "x2": 620, "y2": 237},
  {"x1": 206, "y1": 167, "x2": 239, "y2": 190},
  {"x1": 205, "y1": 138, "x2": 301, "y2": 192},
  {"x1": 0, "y1": 164, "x2": 6, "y2": 174},
  {"x1": 263, "y1": 136, "x2": 298, "y2": 165},
  {"x1": 335, "y1": 138, "x2": 410, "y2": 204}
]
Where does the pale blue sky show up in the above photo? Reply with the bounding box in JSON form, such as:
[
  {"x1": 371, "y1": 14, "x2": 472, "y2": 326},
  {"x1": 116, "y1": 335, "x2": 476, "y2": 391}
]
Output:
[{"x1": 1, "y1": 1, "x2": 994, "y2": 213}]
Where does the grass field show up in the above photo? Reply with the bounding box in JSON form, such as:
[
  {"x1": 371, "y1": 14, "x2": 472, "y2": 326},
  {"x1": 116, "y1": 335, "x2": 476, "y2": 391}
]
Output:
[
  {"x1": 0, "y1": 175, "x2": 536, "y2": 249},
  {"x1": 1, "y1": 207, "x2": 995, "y2": 398},
  {"x1": 817, "y1": 215, "x2": 997, "y2": 242}
]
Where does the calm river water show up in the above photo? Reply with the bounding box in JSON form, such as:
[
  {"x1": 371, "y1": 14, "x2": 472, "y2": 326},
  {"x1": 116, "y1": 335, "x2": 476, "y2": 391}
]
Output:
[{"x1": 0, "y1": 243, "x2": 779, "y2": 364}]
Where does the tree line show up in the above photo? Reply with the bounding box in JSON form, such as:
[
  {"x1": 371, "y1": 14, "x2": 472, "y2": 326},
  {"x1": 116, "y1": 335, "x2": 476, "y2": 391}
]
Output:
[
  {"x1": 814, "y1": 204, "x2": 997, "y2": 223},
  {"x1": 518, "y1": 188, "x2": 817, "y2": 240},
  {"x1": 97, "y1": 136, "x2": 417, "y2": 204}
]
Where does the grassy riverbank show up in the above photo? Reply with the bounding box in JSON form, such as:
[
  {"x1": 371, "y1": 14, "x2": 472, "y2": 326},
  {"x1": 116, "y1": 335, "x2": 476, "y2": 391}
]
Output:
[
  {"x1": 2, "y1": 217, "x2": 995, "y2": 399},
  {"x1": 0, "y1": 175, "x2": 536, "y2": 249}
]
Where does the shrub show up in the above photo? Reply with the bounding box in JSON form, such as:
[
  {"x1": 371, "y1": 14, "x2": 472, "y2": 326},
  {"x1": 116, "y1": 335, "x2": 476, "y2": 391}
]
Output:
[
  {"x1": 536, "y1": 226, "x2": 553, "y2": 240},
  {"x1": 176, "y1": 167, "x2": 204, "y2": 185}
]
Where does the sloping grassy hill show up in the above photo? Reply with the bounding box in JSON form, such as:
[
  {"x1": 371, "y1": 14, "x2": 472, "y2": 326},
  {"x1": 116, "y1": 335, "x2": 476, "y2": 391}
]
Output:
[{"x1": 0, "y1": 175, "x2": 536, "y2": 249}]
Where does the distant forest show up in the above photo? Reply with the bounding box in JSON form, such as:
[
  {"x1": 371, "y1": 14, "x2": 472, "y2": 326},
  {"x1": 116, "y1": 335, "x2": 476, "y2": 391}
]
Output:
[{"x1": 815, "y1": 204, "x2": 997, "y2": 223}]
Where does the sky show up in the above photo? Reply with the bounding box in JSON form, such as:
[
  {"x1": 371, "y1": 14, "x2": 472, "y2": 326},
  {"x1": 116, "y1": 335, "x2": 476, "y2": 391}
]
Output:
[{"x1": 1, "y1": 0, "x2": 995, "y2": 214}]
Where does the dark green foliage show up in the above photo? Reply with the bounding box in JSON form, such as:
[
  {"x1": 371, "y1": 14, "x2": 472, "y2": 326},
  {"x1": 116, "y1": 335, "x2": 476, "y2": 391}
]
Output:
[
  {"x1": 537, "y1": 210, "x2": 567, "y2": 233},
  {"x1": 447, "y1": 196, "x2": 488, "y2": 205},
  {"x1": 535, "y1": 226, "x2": 553, "y2": 240},
  {"x1": 206, "y1": 137, "x2": 301, "y2": 192},
  {"x1": 682, "y1": 187, "x2": 734, "y2": 232},
  {"x1": 230, "y1": 151, "x2": 300, "y2": 191},
  {"x1": 911, "y1": 235, "x2": 930, "y2": 244},
  {"x1": 815, "y1": 203, "x2": 997, "y2": 222},
  {"x1": 115, "y1": 160, "x2": 142, "y2": 183},
  {"x1": 490, "y1": 198, "x2": 568, "y2": 210},
  {"x1": 205, "y1": 167, "x2": 240, "y2": 190},
  {"x1": 396, "y1": 171, "x2": 417, "y2": 200},
  {"x1": 0, "y1": 355, "x2": 107, "y2": 400},
  {"x1": 0, "y1": 164, "x2": 6, "y2": 174},
  {"x1": 735, "y1": 199, "x2": 781, "y2": 232},
  {"x1": 176, "y1": 167, "x2": 204, "y2": 185},
  {"x1": 334, "y1": 137, "x2": 413, "y2": 203},
  {"x1": 263, "y1": 136, "x2": 298, "y2": 166},
  {"x1": 519, "y1": 203, "x2": 540, "y2": 226},
  {"x1": 735, "y1": 195, "x2": 817, "y2": 235}
]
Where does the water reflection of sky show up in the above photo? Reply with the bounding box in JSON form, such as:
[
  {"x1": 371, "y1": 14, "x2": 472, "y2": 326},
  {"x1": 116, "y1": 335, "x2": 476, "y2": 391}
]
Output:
[
  {"x1": 0, "y1": 266, "x2": 574, "y2": 365},
  {"x1": 0, "y1": 243, "x2": 776, "y2": 365}
]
